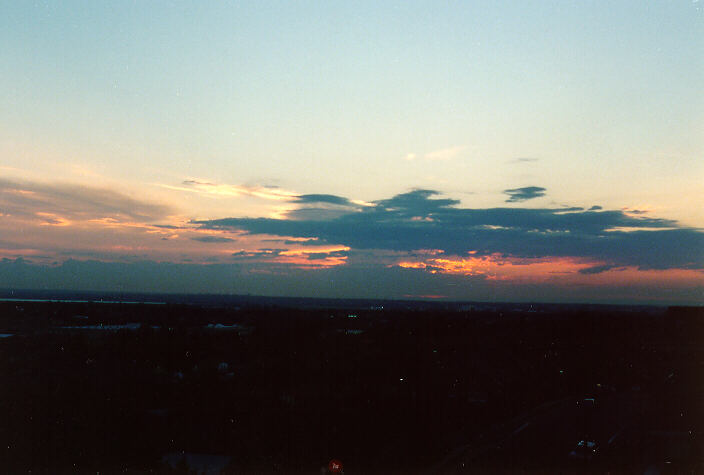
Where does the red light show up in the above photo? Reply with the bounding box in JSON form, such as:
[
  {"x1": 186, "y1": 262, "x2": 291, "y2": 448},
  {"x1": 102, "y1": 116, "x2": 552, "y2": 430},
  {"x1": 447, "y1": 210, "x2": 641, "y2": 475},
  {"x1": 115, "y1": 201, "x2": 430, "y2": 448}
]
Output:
[{"x1": 328, "y1": 459, "x2": 343, "y2": 473}]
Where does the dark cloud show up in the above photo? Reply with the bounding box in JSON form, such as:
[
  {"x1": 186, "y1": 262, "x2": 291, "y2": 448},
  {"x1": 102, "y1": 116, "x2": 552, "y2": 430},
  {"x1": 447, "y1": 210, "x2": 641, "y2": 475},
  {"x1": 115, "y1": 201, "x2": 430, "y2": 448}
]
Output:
[
  {"x1": 0, "y1": 178, "x2": 172, "y2": 222},
  {"x1": 305, "y1": 250, "x2": 349, "y2": 260},
  {"x1": 557, "y1": 207, "x2": 584, "y2": 212},
  {"x1": 285, "y1": 207, "x2": 357, "y2": 221},
  {"x1": 232, "y1": 249, "x2": 286, "y2": 259},
  {"x1": 589, "y1": 205, "x2": 603, "y2": 211},
  {"x1": 292, "y1": 194, "x2": 353, "y2": 206},
  {"x1": 152, "y1": 224, "x2": 182, "y2": 229},
  {"x1": 375, "y1": 189, "x2": 460, "y2": 216},
  {"x1": 504, "y1": 186, "x2": 547, "y2": 202},
  {"x1": 283, "y1": 239, "x2": 320, "y2": 246},
  {"x1": 283, "y1": 193, "x2": 364, "y2": 221},
  {"x1": 183, "y1": 179, "x2": 206, "y2": 186},
  {"x1": 191, "y1": 236, "x2": 235, "y2": 243},
  {"x1": 579, "y1": 264, "x2": 616, "y2": 275},
  {"x1": 261, "y1": 238, "x2": 322, "y2": 246},
  {"x1": 194, "y1": 189, "x2": 704, "y2": 271}
]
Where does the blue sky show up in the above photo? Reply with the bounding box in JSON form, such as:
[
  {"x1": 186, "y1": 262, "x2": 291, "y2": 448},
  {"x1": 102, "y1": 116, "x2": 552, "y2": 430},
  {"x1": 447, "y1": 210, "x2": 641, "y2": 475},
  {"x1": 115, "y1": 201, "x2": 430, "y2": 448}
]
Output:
[{"x1": 0, "y1": 1, "x2": 702, "y2": 303}]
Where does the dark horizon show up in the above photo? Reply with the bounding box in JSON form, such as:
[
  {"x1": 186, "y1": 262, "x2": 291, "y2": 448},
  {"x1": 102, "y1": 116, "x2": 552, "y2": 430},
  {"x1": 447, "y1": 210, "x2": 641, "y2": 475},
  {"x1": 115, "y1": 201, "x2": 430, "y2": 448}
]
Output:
[{"x1": 2, "y1": 286, "x2": 697, "y2": 310}]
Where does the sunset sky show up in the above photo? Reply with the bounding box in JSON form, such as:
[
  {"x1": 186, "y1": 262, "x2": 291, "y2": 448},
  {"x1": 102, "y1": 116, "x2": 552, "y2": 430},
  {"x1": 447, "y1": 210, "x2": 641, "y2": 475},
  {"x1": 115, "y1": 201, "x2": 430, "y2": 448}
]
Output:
[{"x1": 1, "y1": 1, "x2": 702, "y2": 304}]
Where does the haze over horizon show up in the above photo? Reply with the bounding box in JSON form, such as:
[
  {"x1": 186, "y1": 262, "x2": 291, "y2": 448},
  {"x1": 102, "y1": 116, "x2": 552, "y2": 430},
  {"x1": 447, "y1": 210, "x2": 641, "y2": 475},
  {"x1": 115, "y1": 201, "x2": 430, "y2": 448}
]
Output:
[{"x1": 1, "y1": 1, "x2": 702, "y2": 305}]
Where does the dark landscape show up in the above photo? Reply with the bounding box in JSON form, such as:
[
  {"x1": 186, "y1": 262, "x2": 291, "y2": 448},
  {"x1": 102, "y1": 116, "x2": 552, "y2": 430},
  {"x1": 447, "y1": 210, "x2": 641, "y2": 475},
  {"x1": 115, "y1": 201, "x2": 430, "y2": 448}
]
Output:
[{"x1": 0, "y1": 292, "x2": 701, "y2": 473}]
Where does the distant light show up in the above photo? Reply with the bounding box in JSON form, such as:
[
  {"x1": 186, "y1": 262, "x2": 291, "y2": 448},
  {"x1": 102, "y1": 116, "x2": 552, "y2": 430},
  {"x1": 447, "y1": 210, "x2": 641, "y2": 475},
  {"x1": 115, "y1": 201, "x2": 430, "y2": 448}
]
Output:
[
  {"x1": 328, "y1": 459, "x2": 343, "y2": 474},
  {"x1": 399, "y1": 378, "x2": 404, "y2": 382}
]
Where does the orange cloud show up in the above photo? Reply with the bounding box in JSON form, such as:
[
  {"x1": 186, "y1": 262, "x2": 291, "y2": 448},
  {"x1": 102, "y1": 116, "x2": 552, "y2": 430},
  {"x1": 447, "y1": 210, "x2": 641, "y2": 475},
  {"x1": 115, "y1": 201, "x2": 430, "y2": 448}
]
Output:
[
  {"x1": 36, "y1": 212, "x2": 72, "y2": 227},
  {"x1": 276, "y1": 246, "x2": 350, "y2": 267},
  {"x1": 396, "y1": 252, "x2": 704, "y2": 287}
]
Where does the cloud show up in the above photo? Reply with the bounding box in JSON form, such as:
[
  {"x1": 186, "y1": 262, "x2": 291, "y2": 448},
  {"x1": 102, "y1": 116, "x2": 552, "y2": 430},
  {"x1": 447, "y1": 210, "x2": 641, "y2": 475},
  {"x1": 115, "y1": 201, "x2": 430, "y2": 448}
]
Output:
[
  {"x1": 2, "y1": 179, "x2": 700, "y2": 304},
  {"x1": 579, "y1": 264, "x2": 616, "y2": 275},
  {"x1": 291, "y1": 194, "x2": 354, "y2": 206},
  {"x1": 190, "y1": 236, "x2": 235, "y2": 243},
  {"x1": 280, "y1": 193, "x2": 367, "y2": 221},
  {"x1": 283, "y1": 239, "x2": 321, "y2": 246},
  {"x1": 151, "y1": 224, "x2": 182, "y2": 229},
  {"x1": 169, "y1": 179, "x2": 299, "y2": 201},
  {"x1": 0, "y1": 178, "x2": 173, "y2": 223},
  {"x1": 229, "y1": 246, "x2": 348, "y2": 267},
  {"x1": 374, "y1": 189, "x2": 460, "y2": 215},
  {"x1": 589, "y1": 205, "x2": 603, "y2": 211},
  {"x1": 623, "y1": 208, "x2": 649, "y2": 215},
  {"x1": 511, "y1": 157, "x2": 540, "y2": 163},
  {"x1": 504, "y1": 186, "x2": 547, "y2": 202},
  {"x1": 304, "y1": 250, "x2": 349, "y2": 260},
  {"x1": 284, "y1": 208, "x2": 359, "y2": 221},
  {"x1": 194, "y1": 188, "x2": 704, "y2": 271},
  {"x1": 232, "y1": 248, "x2": 286, "y2": 258},
  {"x1": 424, "y1": 146, "x2": 465, "y2": 161}
]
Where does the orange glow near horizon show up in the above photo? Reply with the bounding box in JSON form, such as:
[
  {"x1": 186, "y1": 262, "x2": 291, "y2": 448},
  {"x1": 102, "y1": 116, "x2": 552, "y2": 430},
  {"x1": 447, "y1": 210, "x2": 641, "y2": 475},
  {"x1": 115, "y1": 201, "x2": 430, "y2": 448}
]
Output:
[
  {"x1": 397, "y1": 252, "x2": 574, "y2": 280},
  {"x1": 396, "y1": 253, "x2": 704, "y2": 287},
  {"x1": 2, "y1": 203, "x2": 701, "y2": 291}
]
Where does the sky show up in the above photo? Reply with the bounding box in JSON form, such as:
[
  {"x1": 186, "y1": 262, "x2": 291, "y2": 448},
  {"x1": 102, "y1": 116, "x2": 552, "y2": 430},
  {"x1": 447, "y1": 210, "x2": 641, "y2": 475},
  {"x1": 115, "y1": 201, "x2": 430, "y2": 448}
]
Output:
[{"x1": 0, "y1": 1, "x2": 702, "y2": 304}]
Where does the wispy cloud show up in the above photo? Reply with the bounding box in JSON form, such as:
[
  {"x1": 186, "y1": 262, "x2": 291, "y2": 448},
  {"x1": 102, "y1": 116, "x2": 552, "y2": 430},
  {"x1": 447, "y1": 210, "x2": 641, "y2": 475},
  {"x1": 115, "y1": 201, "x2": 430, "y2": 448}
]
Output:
[
  {"x1": 509, "y1": 157, "x2": 540, "y2": 164},
  {"x1": 0, "y1": 178, "x2": 173, "y2": 223},
  {"x1": 291, "y1": 194, "x2": 355, "y2": 206},
  {"x1": 162, "y1": 179, "x2": 300, "y2": 201},
  {"x1": 504, "y1": 186, "x2": 547, "y2": 202},
  {"x1": 622, "y1": 207, "x2": 651, "y2": 216}
]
